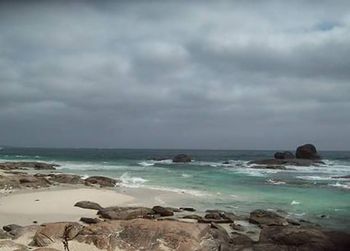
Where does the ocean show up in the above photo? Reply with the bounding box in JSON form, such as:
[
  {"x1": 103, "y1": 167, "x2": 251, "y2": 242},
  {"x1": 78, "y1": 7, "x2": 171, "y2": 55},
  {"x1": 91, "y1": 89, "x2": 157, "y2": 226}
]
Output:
[{"x1": 1, "y1": 147, "x2": 349, "y2": 231}]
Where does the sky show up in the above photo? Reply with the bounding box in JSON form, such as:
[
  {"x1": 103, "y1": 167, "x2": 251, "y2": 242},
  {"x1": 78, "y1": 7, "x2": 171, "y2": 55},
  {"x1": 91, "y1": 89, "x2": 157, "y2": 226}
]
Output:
[{"x1": 0, "y1": 0, "x2": 350, "y2": 150}]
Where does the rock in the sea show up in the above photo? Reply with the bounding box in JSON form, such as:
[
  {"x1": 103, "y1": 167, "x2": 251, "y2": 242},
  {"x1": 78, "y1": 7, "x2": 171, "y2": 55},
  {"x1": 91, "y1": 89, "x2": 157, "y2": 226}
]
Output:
[
  {"x1": 182, "y1": 215, "x2": 203, "y2": 221},
  {"x1": 74, "y1": 201, "x2": 103, "y2": 210},
  {"x1": 295, "y1": 144, "x2": 320, "y2": 159},
  {"x1": 248, "y1": 158, "x2": 322, "y2": 167},
  {"x1": 84, "y1": 176, "x2": 120, "y2": 187},
  {"x1": 180, "y1": 207, "x2": 196, "y2": 212},
  {"x1": 172, "y1": 154, "x2": 192, "y2": 163},
  {"x1": 249, "y1": 209, "x2": 288, "y2": 226},
  {"x1": 274, "y1": 151, "x2": 295, "y2": 159},
  {"x1": 152, "y1": 206, "x2": 174, "y2": 217},
  {"x1": 332, "y1": 175, "x2": 350, "y2": 179},
  {"x1": 97, "y1": 206, "x2": 154, "y2": 220}
]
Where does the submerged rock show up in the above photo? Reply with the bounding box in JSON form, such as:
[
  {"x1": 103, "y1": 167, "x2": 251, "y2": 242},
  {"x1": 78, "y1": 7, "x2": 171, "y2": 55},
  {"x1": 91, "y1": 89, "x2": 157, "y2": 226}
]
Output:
[
  {"x1": 296, "y1": 144, "x2": 320, "y2": 159},
  {"x1": 172, "y1": 154, "x2": 192, "y2": 163}
]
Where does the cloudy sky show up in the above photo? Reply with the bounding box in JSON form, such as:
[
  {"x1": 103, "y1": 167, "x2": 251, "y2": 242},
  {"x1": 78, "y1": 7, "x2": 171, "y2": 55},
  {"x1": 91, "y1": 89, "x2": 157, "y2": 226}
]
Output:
[{"x1": 0, "y1": 0, "x2": 349, "y2": 150}]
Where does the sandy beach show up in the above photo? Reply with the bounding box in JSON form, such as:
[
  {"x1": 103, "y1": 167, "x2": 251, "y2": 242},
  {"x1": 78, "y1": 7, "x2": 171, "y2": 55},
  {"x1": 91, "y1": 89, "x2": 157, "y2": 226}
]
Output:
[{"x1": 0, "y1": 187, "x2": 135, "y2": 226}]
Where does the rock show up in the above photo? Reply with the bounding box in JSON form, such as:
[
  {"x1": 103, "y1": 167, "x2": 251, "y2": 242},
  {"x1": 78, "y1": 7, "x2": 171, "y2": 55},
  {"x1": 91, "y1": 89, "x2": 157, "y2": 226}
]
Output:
[
  {"x1": 180, "y1": 207, "x2": 196, "y2": 212},
  {"x1": 0, "y1": 162, "x2": 58, "y2": 170},
  {"x1": 274, "y1": 151, "x2": 294, "y2": 159},
  {"x1": 249, "y1": 209, "x2": 288, "y2": 226},
  {"x1": 117, "y1": 219, "x2": 210, "y2": 251},
  {"x1": 205, "y1": 212, "x2": 221, "y2": 220},
  {"x1": 97, "y1": 206, "x2": 154, "y2": 220},
  {"x1": 3, "y1": 224, "x2": 22, "y2": 232},
  {"x1": 332, "y1": 175, "x2": 350, "y2": 179},
  {"x1": 48, "y1": 174, "x2": 82, "y2": 184},
  {"x1": 259, "y1": 225, "x2": 335, "y2": 250},
  {"x1": 231, "y1": 232, "x2": 253, "y2": 245},
  {"x1": 230, "y1": 223, "x2": 246, "y2": 231},
  {"x1": 323, "y1": 230, "x2": 350, "y2": 251},
  {"x1": 80, "y1": 217, "x2": 102, "y2": 224},
  {"x1": 172, "y1": 154, "x2": 192, "y2": 163},
  {"x1": 0, "y1": 229, "x2": 11, "y2": 239},
  {"x1": 33, "y1": 222, "x2": 82, "y2": 247},
  {"x1": 295, "y1": 144, "x2": 321, "y2": 159},
  {"x1": 84, "y1": 176, "x2": 119, "y2": 187},
  {"x1": 152, "y1": 206, "x2": 174, "y2": 216},
  {"x1": 74, "y1": 201, "x2": 103, "y2": 210},
  {"x1": 18, "y1": 175, "x2": 51, "y2": 188},
  {"x1": 182, "y1": 215, "x2": 203, "y2": 221}
]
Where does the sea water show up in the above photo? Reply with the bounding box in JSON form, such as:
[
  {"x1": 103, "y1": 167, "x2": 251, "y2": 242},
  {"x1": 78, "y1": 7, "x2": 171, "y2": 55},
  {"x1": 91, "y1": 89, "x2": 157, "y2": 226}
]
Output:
[{"x1": 0, "y1": 147, "x2": 349, "y2": 231}]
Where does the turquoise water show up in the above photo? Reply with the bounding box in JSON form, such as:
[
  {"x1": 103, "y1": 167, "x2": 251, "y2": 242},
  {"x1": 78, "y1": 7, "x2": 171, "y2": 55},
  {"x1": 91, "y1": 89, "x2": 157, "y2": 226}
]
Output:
[{"x1": 1, "y1": 147, "x2": 349, "y2": 231}]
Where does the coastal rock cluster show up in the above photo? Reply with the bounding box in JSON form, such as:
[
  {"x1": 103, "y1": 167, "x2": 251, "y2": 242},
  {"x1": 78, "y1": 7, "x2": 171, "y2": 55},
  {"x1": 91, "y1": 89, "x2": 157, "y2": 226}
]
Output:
[
  {"x1": 248, "y1": 143, "x2": 324, "y2": 169},
  {"x1": 1, "y1": 205, "x2": 349, "y2": 251}
]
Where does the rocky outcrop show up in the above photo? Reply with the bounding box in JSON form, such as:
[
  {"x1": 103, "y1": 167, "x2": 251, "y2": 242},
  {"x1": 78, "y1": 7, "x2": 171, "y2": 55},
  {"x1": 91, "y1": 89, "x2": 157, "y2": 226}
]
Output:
[
  {"x1": 74, "y1": 201, "x2": 103, "y2": 210},
  {"x1": 0, "y1": 162, "x2": 58, "y2": 170},
  {"x1": 152, "y1": 206, "x2": 174, "y2": 216},
  {"x1": 296, "y1": 144, "x2": 320, "y2": 159},
  {"x1": 332, "y1": 175, "x2": 350, "y2": 179},
  {"x1": 249, "y1": 209, "x2": 288, "y2": 226},
  {"x1": 47, "y1": 173, "x2": 82, "y2": 184},
  {"x1": 33, "y1": 222, "x2": 83, "y2": 247},
  {"x1": 172, "y1": 154, "x2": 192, "y2": 163},
  {"x1": 248, "y1": 158, "x2": 323, "y2": 167},
  {"x1": 84, "y1": 176, "x2": 120, "y2": 187},
  {"x1": 97, "y1": 206, "x2": 154, "y2": 220},
  {"x1": 274, "y1": 151, "x2": 294, "y2": 159}
]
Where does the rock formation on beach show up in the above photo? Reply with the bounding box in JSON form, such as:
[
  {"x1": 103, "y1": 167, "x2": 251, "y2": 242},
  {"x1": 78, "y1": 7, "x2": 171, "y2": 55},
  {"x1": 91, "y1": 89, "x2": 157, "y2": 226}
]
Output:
[{"x1": 296, "y1": 143, "x2": 321, "y2": 159}]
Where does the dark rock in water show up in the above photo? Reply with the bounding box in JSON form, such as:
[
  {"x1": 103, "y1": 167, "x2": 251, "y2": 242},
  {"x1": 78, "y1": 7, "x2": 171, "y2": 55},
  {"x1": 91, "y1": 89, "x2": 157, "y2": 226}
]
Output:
[
  {"x1": 332, "y1": 175, "x2": 350, "y2": 179},
  {"x1": 222, "y1": 161, "x2": 230, "y2": 165},
  {"x1": 274, "y1": 151, "x2": 295, "y2": 159},
  {"x1": 152, "y1": 206, "x2": 174, "y2": 217},
  {"x1": 84, "y1": 176, "x2": 120, "y2": 187},
  {"x1": 249, "y1": 209, "x2": 288, "y2": 226},
  {"x1": 98, "y1": 206, "x2": 153, "y2": 220},
  {"x1": 80, "y1": 217, "x2": 101, "y2": 224},
  {"x1": 74, "y1": 201, "x2": 103, "y2": 210},
  {"x1": 180, "y1": 207, "x2": 196, "y2": 212},
  {"x1": 172, "y1": 154, "x2": 192, "y2": 163},
  {"x1": 296, "y1": 144, "x2": 321, "y2": 159}
]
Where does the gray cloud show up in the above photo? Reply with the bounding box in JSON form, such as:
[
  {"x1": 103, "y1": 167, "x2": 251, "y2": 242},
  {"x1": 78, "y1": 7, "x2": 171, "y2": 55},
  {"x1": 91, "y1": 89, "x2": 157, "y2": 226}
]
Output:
[{"x1": 0, "y1": 0, "x2": 350, "y2": 150}]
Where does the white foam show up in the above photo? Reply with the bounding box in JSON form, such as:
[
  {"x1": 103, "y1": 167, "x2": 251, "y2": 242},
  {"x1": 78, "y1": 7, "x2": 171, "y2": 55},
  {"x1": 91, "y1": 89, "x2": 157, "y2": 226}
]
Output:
[
  {"x1": 291, "y1": 200, "x2": 301, "y2": 205},
  {"x1": 138, "y1": 161, "x2": 155, "y2": 167},
  {"x1": 296, "y1": 175, "x2": 333, "y2": 181},
  {"x1": 267, "y1": 179, "x2": 286, "y2": 185},
  {"x1": 181, "y1": 173, "x2": 192, "y2": 178},
  {"x1": 120, "y1": 172, "x2": 148, "y2": 188},
  {"x1": 145, "y1": 185, "x2": 210, "y2": 197},
  {"x1": 329, "y1": 182, "x2": 350, "y2": 190}
]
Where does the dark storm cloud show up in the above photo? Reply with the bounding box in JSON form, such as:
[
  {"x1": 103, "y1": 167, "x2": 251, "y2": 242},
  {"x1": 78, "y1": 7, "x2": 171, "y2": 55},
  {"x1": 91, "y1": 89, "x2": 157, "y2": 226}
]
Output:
[{"x1": 0, "y1": 0, "x2": 350, "y2": 149}]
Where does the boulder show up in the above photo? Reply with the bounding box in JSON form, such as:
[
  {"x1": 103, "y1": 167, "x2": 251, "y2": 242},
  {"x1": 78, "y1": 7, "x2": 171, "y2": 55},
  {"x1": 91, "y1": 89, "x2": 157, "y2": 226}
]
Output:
[
  {"x1": 152, "y1": 206, "x2": 174, "y2": 217},
  {"x1": 84, "y1": 176, "x2": 119, "y2": 187},
  {"x1": 172, "y1": 154, "x2": 192, "y2": 163},
  {"x1": 3, "y1": 224, "x2": 22, "y2": 232},
  {"x1": 274, "y1": 151, "x2": 294, "y2": 159},
  {"x1": 80, "y1": 217, "x2": 102, "y2": 224},
  {"x1": 33, "y1": 222, "x2": 83, "y2": 247},
  {"x1": 97, "y1": 206, "x2": 154, "y2": 220},
  {"x1": 182, "y1": 215, "x2": 203, "y2": 221},
  {"x1": 180, "y1": 207, "x2": 196, "y2": 212},
  {"x1": 259, "y1": 226, "x2": 335, "y2": 250},
  {"x1": 74, "y1": 201, "x2": 103, "y2": 210},
  {"x1": 205, "y1": 212, "x2": 221, "y2": 220},
  {"x1": 249, "y1": 209, "x2": 288, "y2": 226},
  {"x1": 295, "y1": 144, "x2": 320, "y2": 159}
]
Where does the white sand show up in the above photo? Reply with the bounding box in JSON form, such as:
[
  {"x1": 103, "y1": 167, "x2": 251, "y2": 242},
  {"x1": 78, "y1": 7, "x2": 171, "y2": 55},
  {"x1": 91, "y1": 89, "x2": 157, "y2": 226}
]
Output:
[{"x1": 0, "y1": 188, "x2": 135, "y2": 226}]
